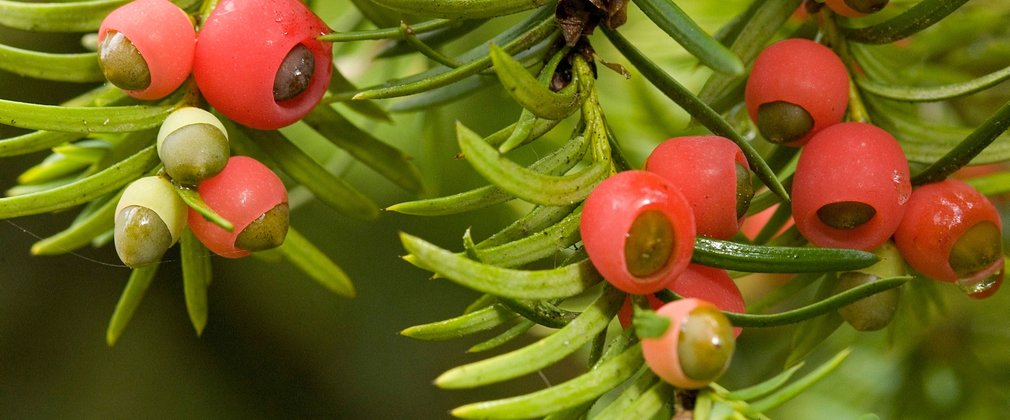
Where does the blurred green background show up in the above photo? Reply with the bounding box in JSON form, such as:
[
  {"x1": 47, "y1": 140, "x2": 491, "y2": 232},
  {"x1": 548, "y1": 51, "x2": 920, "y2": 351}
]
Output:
[{"x1": 3, "y1": 1, "x2": 1010, "y2": 418}]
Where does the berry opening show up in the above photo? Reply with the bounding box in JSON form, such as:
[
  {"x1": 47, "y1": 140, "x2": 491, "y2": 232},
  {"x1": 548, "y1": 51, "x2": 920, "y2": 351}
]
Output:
[
  {"x1": 845, "y1": 0, "x2": 889, "y2": 14},
  {"x1": 757, "y1": 101, "x2": 814, "y2": 144},
  {"x1": 235, "y1": 203, "x2": 290, "y2": 252},
  {"x1": 273, "y1": 44, "x2": 315, "y2": 103},
  {"x1": 624, "y1": 210, "x2": 675, "y2": 278},
  {"x1": 816, "y1": 201, "x2": 877, "y2": 230},
  {"x1": 949, "y1": 221, "x2": 1002, "y2": 277}
]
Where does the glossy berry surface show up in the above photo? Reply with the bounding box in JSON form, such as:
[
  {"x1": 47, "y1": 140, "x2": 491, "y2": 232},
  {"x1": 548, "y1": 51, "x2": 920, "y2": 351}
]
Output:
[
  {"x1": 157, "y1": 107, "x2": 230, "y2": 186},
  {"x1": 618, "y1": 264, "x2": 745, "y2": 337},
  {"x1": 894, "y1": 179, "x2": 1004, "y2": 298},
  {"x1": 642, "y1": 299, "x2": 735, "y2": 389},
  {"x1": 745, "y1": 38, "x2": 849, "y2": 146},
  {"x1": 825, "y1": 0, "x2": 889, "y2": 17},
  {"x1": 645, "y1": 136, "x2": 753, "y2": 240},
  {"x1": 98, "y1": 0, "x2": 195, "y2": 100},
  {"x1": 188, "y1": 156, "x2": 289, "y2": 258},
  {"x1": 792, "y1": 122, "x2": 911, "y2": 251},
  {"x1": 194, "y1": 0, "x2": 333, "y2": 129},
  {"x1": 581, "y1": 170, "x2": 696, "y2": 295},
  {"x1": 114, "y1": 176, "x2": 187, "y2": 267}
]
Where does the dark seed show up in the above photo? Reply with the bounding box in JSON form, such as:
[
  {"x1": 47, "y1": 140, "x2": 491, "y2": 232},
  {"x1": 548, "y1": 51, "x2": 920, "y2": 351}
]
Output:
[
  {"x1": 98, "y1": 31, "x2": 151, "y2": 91},
  {"x1": 844, "y1": 0, "x2": 889, "y2": 14},
  {"x1": 817, "y1": 201, "x2": 876, "y2": 230},
  {"x1": 625, "y1": 210, "x2": 675, "y2": 278},
  {"x1": 757, "y1": 101, "x2": 814, "y2": 144},
  {"x1": 236, "y1": 203, "x2": 290, "y2": 251},
  {"x1": 273, "y1": 44, "x2": 315, "y2": 102}
]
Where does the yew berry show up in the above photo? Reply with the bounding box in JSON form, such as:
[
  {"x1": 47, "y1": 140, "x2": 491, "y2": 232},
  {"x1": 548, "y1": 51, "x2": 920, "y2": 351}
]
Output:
[
  {"x1": 188, "y1": 156, "x2": 289, "y2": 258},
  {"x1": 745, "y1": 39, "x2": 849, "y2": 146},
  {"x1": 114, "y1": 176, "x2": 188, "y2": 267},
  {"x1": 645, "y1": 136, "x2": 753, "y2": 240},
  {"x1": 618, "y1": 264, "x2": 745, "y2": 337},
  {"x1": 194, "y1": 0, "x2": 334, "y2": 130},
  {"x1": 833, "y1": 241, "x2": 904, "y2": 331},
  {"x1": 894, "y1": 179, "x2": 1004, "y2": 298},
  {"x1": 792, "y1": 122, "x2": 911, "y2": 251},
  {"x1": 641, "y1": 299, "x2": 735, "y2": 389},
  {"x1": 581, "y1": 171, "x2": 696, "y2": 295},
  {"x1": 825, "y1": 0, "x2": 889, "y2": 17},
  {"x1": 157, "y1": 107, "x2": 230, "y2": 186},
  {"x1": 97, "y1": 0, "x2": 195, "y2": 100}
]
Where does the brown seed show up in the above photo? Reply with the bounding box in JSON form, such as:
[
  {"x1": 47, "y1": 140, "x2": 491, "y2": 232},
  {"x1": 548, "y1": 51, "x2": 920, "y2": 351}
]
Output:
[
  {"x1": 273, "y1": 44, "x2": 315, "y2": 102},
  {"x1": 160, "y1": 123, "x2": 230, "y2": 186},
  {"x1": 735, "y1": 162, "x2": 754, "y2": 220},
  {"x1": 844, "y1": 0, "x2": 889, "y2": 14},
  {"x1": 834, "y1": 272, "x2": 899, "y2": 331}
]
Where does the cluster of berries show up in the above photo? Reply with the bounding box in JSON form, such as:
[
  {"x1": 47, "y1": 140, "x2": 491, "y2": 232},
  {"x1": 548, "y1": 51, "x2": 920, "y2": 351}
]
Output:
[
  {"x1": 579, "y1": 21, "x2": 1003, "y2": 389},
  {"x1": 98, "y1": 0, "x2": 337, "y2": 267},
  {"x1": 114, "y1": 107, "x2": 289, "y2": 267},
  {"x1": 97, "y1": 0, "x2": 332, "y2": 129}
]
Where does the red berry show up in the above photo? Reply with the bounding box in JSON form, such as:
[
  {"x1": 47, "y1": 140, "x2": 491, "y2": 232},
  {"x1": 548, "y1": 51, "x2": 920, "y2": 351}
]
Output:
[
  {"x1": 581, "y1": 171, "x2": 696, "y2": 295},
  {"x1": 645, "y1": 136, "x2": 753, "y2": 240},
  {"x1": 792, "y1": 122, "x2": 911, "y2": 251},
  {"x1": 194, "y1": 0, "x2": 333, "y2": 129},
  {"x1": 642, "y1": 299, "x2": 735, "y2": 389},
  {"x1": 617, "y1": 264, "x2": 745, "y2": 337},
  {"x1": 824, "y1": 0, "x2": 889, "y2": 17},
  {"x1": 98, "y1": 0, "x2": 195, "y2": 100},
  {"x1": 745, "y1": 39, "x2": 849, "y2": 146},
  {"x1": 188, "y1": 156, "x2": 289, "y2": 258},
  {"x1": 894, "y1": 179, "x2": 1004, "y2": 298}
]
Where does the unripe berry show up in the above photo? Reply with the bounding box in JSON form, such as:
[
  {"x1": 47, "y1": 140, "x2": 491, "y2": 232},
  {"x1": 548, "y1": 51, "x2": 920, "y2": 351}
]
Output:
[
  {"x1": 157, "y1": 107, "x2": 230, "y2": 186},
  {"x1": 114, "y1": 176, "x2": 187, "y2": 267}
]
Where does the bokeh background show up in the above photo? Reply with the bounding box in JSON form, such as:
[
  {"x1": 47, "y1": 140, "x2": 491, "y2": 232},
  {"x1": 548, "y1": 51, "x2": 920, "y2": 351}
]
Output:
[{"x1": 3, "y1": 1, "x2": 1010, "y2": 418}]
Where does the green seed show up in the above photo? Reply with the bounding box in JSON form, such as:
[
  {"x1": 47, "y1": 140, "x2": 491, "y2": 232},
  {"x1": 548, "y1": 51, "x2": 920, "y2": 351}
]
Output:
[
  {"x1": 115, "y1": 205, "x2": 172, "y2": 268},
  {"x1": 834, "y1": 272, "x2": 899, "y2": 331},
  {"x1": 756, "y1": 101, "x2": 814, "y2": 144},
  {"x1": 817, "y1": 201, "x2": 877, "y2": 230},
  {"x1": 98, "y1": 31, "x2": 151, "y2": 91},
  {"x1": 844, "y1": 0, "x2": 889, "y2": 14},
  {"x1": 735, "y1": 162, "x2": 754, "y2": 219},
  {"x1": 678, "y1": 305, "x2": 735, "y2": 382},
  {"x1": 159, "y1": 123, "x2": 230, "y2": 186},
  {"x1": 949, "y1": 221, "x2": 1002, "y2": 277},
  {"x1": 273, "y1": 44, "x2": 315, "y2": 102},
  {"x1": 624, "y1": 210, "x2": 674, "y2": 278},
  {"x1": 235, "y1": 203, "x2": 290, "y2": 251}
]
